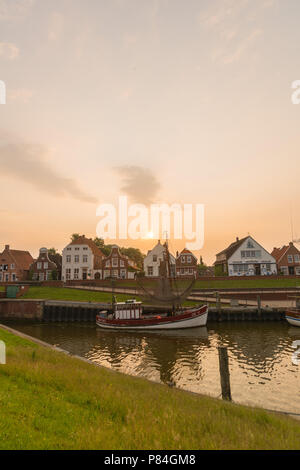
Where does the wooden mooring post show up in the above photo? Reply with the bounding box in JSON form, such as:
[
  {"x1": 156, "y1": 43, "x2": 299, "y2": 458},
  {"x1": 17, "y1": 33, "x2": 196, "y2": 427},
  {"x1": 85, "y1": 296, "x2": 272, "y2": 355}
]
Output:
[
  {"x1": 218, "y1": 346, "x2": 232, "y2": 401},
  {"x1": 257, "y1": 295, "x2": 262, "y2": 317}
]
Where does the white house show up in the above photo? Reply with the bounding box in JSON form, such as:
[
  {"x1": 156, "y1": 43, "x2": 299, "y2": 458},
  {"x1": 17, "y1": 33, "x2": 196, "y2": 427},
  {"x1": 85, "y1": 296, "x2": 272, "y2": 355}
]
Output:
[
  {"x1": 62, "y1": 236, "x2": 104, "y2": 281},
  {"x1": 214, "y1": 236, "x2": 277, "y2": 276},
  {"x1": 144, "y1": 240, "x2": 175, "y2": 277}
]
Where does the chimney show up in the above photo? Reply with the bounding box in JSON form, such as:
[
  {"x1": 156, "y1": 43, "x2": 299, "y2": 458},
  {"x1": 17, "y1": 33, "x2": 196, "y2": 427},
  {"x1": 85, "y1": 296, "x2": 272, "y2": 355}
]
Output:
[
  {"x1": 289, "y1": 242, "x2": 293, "y2": 247},
  {"x1": 176, "y1": 251, "x2": 179, "y2": 258},
  {"x1": 236, "y1": 237, "x2": 239, "y2": 242},
  {"x1": 5, "y1": 245, "x2": 9, "y2": 251}
]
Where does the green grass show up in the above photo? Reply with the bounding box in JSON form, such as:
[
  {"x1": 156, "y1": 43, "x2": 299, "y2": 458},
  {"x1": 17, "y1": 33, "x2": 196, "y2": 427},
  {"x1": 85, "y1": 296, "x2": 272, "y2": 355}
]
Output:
[
  {"x1": 21, "y1": 287, "x2": 138, "y2": 303},
  {"x1": 20, "y1": 287, "x2": 202, "y2": 307},
  {"x1": 194, "y1": 278, "x2": 300, "y2": 289},
  {"x1": 0, "y1": 327, "x2": 299, "y2": 450}
]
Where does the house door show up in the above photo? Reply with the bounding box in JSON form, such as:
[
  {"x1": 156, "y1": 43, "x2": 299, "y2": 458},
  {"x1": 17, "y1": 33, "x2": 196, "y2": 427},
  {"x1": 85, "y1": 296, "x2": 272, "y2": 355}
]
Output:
[
  {"x1": 255, "y1": 264, "x2": 261, "y2": 275},
  {"x1": 82, "y1": 270, "x2": 87, "y2": 280},
  {"x1": 289, "y1": 266, "x2": 295, "y2": 275}
]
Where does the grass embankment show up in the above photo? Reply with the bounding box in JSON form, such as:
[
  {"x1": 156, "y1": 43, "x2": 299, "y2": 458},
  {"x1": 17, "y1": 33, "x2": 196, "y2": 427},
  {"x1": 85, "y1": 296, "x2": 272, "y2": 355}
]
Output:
[
  {"x1": 0, "y1": 327, "x2": 299, "y2": 450},
  {"x1": 21, "y1": 287, "x2": 137, "y2": 303},
  {"x1": 91, "y1": 278, "x2": 300, "y2": 290},
  {"x1": 19, "y1": 287, "x2": 201, "y2": 307}
]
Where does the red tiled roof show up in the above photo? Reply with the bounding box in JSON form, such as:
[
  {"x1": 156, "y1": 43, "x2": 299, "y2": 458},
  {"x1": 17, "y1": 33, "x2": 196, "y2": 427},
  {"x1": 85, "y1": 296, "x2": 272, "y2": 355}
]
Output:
[
  {"x1": 8, "y1": 250, "x2": 34, "y2": 270},
  {"x1": 69, "y1": 237, "x2": 105, "y2": 258},
  {"x1": 216, "y1": 236, "x2": 248, "y2": 259}
]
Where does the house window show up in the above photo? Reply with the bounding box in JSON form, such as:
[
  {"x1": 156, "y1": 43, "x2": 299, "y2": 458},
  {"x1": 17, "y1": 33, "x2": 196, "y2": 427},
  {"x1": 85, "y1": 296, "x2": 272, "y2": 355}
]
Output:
[
  {"x1": 287, "y1": 255, "x2": 293, "y2": 264},
  {"x1": 153, "y1": 255, "x2": 157, "y2": 262},
  {"x1": 75, "y1": 247, "x2": 80, "y2": 251},
  {"x1": 83, "y1": 255, "x2": 88, "y2": 263},
  {"x1": 181, "y1": 256, "x2": 186, "y2": 263},
  {"x1": 120, "y1": 269, "x2": 126, "y2": 279},
  {"x1": 106, "y1": 260, "x2": 111, "y2": 267},
  {"x1": 11, "y1": 264, "x2": 15, "y2": 269},
  {"x1": 266, "y1": 264, "x2": 271, "y2": 271},
  {"x1": 294, "y1": 254, "x2": 300, "y2": 263},
  {"x1": 112, "y1": 258, "x2": 118, "y2": 267},
  {"x1": 37, "y1": 262, "x2": 42, "y2": 269},
  {"x1": 281, "y1": 266, "x2": 288, "y2": 275},
  {"x1": 189, "y1": 268, "x2": 193, "y2": 274},
  {"x1": 187, "y1": 256, "x2": 192, "y2": 263},
  {"x1": 147, "y1": 266, "x2": 153, "y2": 276},
  {"x1": 83, "y1": 247, "x2": 88, "y2": 251},
  {"x1": 66, "y1": 269, "x2": 71, "y2": 280},
  {"x1": 44, "y1": 262, "x2": 48, "y2": 269},
  {"x1": 75, "y1": 255, "x2": 79, "y2": 263},
  {"x1": 66, "y1": 255, "x2": 71, "y2": 263},
  {"x1": 112, "y1": 270, "x2": 118, "y2": 278},
  {"x1": 74, "y1": 268, "x2": 79, "y2": 280},
  {"x1": 11, "y1": 273, "x2": 16, "y2": 281},
  {"x1": 120, "y1": 259, "x2": 125, "y2": 267},
  {"x1": 67, "y1": 247, "x2": 71, "y2": 251},
  {"x1": 296, "y1": 267, "x2": 300, "y2": 275}
]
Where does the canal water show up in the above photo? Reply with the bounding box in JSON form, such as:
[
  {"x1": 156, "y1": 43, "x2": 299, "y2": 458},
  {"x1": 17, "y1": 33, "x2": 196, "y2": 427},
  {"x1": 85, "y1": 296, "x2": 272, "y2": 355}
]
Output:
[{"x1": 5, "y1": 321, "x2": 300, "y2": 416}]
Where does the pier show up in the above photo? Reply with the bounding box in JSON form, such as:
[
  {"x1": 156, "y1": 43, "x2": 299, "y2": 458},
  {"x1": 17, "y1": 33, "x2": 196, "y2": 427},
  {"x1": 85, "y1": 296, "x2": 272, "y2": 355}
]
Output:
[{"x1": 0, "y1": 298, "x2": 287, "y2": 322}]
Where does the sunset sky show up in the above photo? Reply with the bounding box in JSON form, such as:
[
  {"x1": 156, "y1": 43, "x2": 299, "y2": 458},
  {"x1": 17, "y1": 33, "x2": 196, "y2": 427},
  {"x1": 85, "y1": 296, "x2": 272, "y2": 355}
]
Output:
[{"x1": 1, "y1": 0, "x2": 300, "y2": 264}]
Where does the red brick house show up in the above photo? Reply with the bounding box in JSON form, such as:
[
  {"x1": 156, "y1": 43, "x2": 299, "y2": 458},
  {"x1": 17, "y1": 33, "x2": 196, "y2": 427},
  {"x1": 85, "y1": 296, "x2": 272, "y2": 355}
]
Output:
[
  {"x1": 175, "y1": 248, "x2": 198, "y2": 278},
  {"x1": 271, "y1": 242, "x2": 300, "y2": 276},
  {"x1": 0, "y1": 244, "x2": 34, "y2": 282},
  {"x1": 102, "y1": 245, "x2": 139, "y2": 279},
  {"x1": 30, "y1": 248, "x2": 61, "y2": 281}
]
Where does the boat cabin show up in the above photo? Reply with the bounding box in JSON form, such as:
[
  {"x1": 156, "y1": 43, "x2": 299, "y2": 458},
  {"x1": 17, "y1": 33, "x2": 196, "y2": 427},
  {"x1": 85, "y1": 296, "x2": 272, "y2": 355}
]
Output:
[{"x1": 114, "y1": 300, "x2": 143, "y2": 320}]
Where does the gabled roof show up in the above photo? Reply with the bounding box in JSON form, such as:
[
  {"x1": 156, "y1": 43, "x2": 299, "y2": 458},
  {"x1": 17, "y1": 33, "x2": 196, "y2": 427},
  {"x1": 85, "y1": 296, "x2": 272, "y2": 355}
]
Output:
[
  {"x1": 271, "y1": 243, "x2": 300, "y2": 263},
  {"x1": 7, "y1": 250, "x2": 34, "y2": 270},
  {"x1": 177, "y1": 248, "x2": 197, "y2": 260},
  {"x1": 69, "y1": 236, "x2": 105, "y2": 258},
  {"x1": 216, "y1": 236, "x2": 249, "y2": 259}
]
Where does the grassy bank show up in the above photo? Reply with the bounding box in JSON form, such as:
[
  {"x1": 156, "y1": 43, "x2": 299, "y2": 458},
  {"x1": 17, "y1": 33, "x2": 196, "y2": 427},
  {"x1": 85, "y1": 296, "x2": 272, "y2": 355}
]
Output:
[
  {"x1": 0, "y1": 326, "x2": 299, "y2": 450},
  {"x1": 19, "y1": 287, "x2": 201, "y2": 307},
  {"x1": 21, "y1": 286, "x2": 137, "y2": 303}
]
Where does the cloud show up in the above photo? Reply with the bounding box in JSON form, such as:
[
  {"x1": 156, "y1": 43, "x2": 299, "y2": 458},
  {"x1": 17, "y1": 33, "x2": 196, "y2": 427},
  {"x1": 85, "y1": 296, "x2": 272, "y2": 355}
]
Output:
[
  {"x1": 0, "y1": 42, "x2": 19, "y2": 60},
  {"x1": 0, "y1": 0, "x2": 34, "y2": 21},
  {"x1": 8, "y1": 88, "x2": 33, "y2": 103},
  {"x1": 0, "y1": 133, "x2": 97, "y2": 204},
  {"x1": 199, "y1": 0, "x2": 275, "y2": 64},
  {"x1": 114, "y1": 165, "x2": 160, "y2": 206},
  {"x1": 48, "y1": 12, "x2": 64, "y2": 42}
]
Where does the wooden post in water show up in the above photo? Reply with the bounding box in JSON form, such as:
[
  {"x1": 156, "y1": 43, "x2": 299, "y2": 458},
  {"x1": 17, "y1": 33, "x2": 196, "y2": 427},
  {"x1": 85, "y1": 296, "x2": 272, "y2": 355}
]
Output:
[
  {"x1": 216, "y1": 292, "x2": 222, "y2": 320},
  {"x1": 218, "y1": 346, "x2": 232, "y2": 401},
  {"x1": 257, "y1": 295, "x2": 261, "y2": 317}
]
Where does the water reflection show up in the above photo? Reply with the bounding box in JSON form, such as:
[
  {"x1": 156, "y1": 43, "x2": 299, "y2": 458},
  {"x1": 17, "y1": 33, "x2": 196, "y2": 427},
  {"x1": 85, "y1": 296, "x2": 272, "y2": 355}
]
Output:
[{"x1": 5, "y1": 321, "x2": 300, "y2": 414}]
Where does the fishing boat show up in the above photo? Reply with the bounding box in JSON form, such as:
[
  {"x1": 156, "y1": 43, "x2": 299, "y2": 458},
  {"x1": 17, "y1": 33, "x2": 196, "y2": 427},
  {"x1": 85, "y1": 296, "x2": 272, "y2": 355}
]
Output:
[
  {"x1": 285, "y1": 309, "x2": 300, "y2": 327},
  {"x1": 96, "y1": 300, "x2": 208, "y2": 330},
  {"x1": 96, "y1": 240, "x2": 208, "y2": 330},
  {"x1": 286, "y1": 296, "x2": 300, "y2": 327}
]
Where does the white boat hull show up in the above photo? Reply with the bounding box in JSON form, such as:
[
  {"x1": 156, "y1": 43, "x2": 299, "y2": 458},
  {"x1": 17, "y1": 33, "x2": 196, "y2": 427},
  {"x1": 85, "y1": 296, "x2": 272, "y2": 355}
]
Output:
[{"x1": 96, "y1": 306, "x2": 208, "y2": 330}]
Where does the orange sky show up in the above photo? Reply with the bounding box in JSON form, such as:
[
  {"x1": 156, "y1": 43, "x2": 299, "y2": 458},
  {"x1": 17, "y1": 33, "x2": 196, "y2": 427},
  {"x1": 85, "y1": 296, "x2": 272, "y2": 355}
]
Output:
[{"x1": 1, "y1": 0, "x2": 300, "y2": 263}]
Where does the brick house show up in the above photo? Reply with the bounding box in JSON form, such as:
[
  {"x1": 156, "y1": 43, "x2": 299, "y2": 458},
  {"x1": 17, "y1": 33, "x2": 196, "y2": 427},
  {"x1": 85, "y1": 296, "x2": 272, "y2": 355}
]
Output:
[
  {"x1": 62, "y1": 236, "x2": 105, "y2": 281},
  {"x1": 30, "y1": 248, "x2": 61, "y2": 281},
  {"x1": 175, "y1": 248, "x2": 198, "y2": 278},
  {"x1": 271, "y1": 242, "x2": 300, "y2": 276},
  {"x1": 102, "y1": 245, "x2": 138, "y2": 280},
  {"x1": 0, "y1": 244, "x2": 34, "y2": 282},
  {"x1": 214, "y1": 236, "x2": 277, "y2": 276}
]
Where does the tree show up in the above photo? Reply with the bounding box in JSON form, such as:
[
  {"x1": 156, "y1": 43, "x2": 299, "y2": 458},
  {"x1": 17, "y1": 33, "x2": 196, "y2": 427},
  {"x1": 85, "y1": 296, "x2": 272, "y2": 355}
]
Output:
[
  {"x1": 120, "y1": 247, "x2": 145, "y2": 269},
  {"x1": 71, "y1": 233, "x2": 85, "y2": 242},
  {"x1": 48, "y1": 247, "x2": 58, "y2": 256}
]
